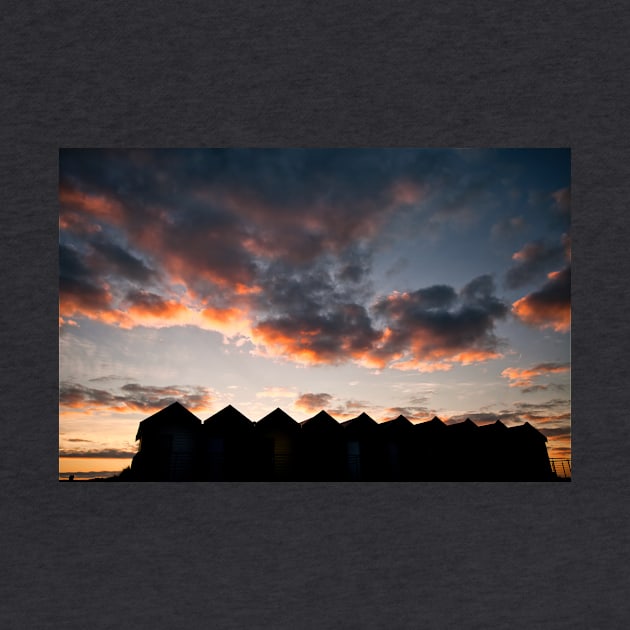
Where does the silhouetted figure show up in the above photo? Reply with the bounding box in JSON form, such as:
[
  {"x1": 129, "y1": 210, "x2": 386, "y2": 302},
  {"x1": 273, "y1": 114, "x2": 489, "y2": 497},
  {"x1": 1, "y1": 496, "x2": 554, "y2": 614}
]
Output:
[{"x1": 68, "y1": 474, "x2": 74, "y2": 481}]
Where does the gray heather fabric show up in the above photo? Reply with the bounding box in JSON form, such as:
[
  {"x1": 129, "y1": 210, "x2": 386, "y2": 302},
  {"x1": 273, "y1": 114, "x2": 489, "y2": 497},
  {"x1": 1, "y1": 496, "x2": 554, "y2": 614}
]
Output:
[{"x1": 2, "y1": 1, "x2": 629, "y2": 628}]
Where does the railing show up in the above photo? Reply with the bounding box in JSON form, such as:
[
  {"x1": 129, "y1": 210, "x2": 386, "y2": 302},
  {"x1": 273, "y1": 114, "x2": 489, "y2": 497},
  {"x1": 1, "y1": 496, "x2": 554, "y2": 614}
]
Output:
[{"x1": 549, "y1": 458, "x2": 571, "y2": 480}]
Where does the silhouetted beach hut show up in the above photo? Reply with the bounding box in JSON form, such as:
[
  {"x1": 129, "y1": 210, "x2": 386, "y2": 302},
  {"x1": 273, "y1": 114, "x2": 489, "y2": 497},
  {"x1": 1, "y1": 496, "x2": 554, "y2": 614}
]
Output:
[
  {"x1": 341, "y1": 412, "x2": 381, "y2": 480},
  {"x1": 414, "y1": 416, "x2": 449, "y2": 480},
  {"x1": 446, "y1": 418, "x2": 480, "y2": 480},
  {"x1": 300, "y1": 410, "x2": 346, "y2": 480},
  {"x1": 477, "y1": 420, "x2": 510, "y2": 480},
  {"x1": 506, "y1": 422, "x2": 553, "y2": 481},
  {"x1": 379, "y1": 414, "x2": 416, "y2": 480},
  {"x1": 131, "y1": 401, "x2": 201, "y2": 481},
  {"x1": 255, "y1": 408, "x2": 301, "y2": 480},
  {"x1": 203, "y1": 405, "x2": 256, "y2": 480}
]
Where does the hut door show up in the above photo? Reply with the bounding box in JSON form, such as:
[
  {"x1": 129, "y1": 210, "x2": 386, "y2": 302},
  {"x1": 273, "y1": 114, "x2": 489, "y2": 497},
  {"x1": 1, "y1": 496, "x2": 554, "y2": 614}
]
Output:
[
  {"x1": 209, "y1": 437, "x2": 225, "y2": 480},
  {"x1": 273, "y1": 434, "x2": 291, "y2": 478},
  {"x1": 158, "y1": 435, "x2": 173, "y2": 480},
  {"x1": 348, "y1": 441, "x2": 361, "y2": 480}
]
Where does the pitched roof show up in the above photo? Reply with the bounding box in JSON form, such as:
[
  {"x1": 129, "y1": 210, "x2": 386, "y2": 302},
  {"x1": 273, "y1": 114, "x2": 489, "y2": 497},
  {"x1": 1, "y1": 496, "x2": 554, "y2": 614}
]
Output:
[
  {"x1": 341, "y1": 412, "x2": 378, "y2": 432},
  {"x1": 300, "y1": 410, "x2": 342, "y2": 432},
  {"x1": 380, "y1": 414, "x2": 414, "y2": 433},
  {"x1": 204, "y1": 404, "x2": 253, "y2": 433},
  {"x1": 448, "y1": 418, "x2": 479, "y2": 433},
  {"x1": 135, "y1": 401, "x2": 201, "y2": 440},
  {"x1": 478, "y1": 419, "x2": 508, "y2": 433},
  {"x1": 256, "y1": 407, "x2": 300, "y2": 432},
  {"x1": 508, "y1": 421, "x2": 548, "y2": 441},
  {"x1": 416, "y1": 416, "x2": 447, "y2": 432}
]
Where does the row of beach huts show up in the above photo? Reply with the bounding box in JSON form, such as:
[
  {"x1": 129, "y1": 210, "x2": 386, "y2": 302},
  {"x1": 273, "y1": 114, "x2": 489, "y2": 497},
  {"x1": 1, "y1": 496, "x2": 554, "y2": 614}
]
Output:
[{"x1": 128, "y1": 402, "x2": 557, "y2": 481}]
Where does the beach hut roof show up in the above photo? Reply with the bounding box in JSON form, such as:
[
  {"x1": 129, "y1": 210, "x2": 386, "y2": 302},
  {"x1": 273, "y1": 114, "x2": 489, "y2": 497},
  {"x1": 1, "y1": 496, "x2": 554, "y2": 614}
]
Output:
[
  {"x1": 300, "y1": 410, "x2": 342, "y2": 431},
  {"x1": 509, "y1": 421, "x2": 547, "y2": 441},
  {"x1": 257, "y1": 407, "x2": 300, "y2": 431},
  {"x1": 135, "y1": 401, "x2": 201, "y2": 441},
  {"x1": 204, "y1": 404, "x2": 253, "y2": 433}
]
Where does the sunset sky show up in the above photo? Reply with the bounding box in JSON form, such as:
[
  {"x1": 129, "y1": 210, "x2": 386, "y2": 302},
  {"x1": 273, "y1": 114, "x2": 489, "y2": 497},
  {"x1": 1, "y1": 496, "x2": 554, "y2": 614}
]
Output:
[{"x1": 59, "y1": 148, "x2": 571, "y2": 478}]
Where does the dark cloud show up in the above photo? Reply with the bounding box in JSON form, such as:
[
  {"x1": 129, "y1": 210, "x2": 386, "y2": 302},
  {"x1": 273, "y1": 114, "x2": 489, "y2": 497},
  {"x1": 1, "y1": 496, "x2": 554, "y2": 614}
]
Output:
[
  {"x1": 252, "y1": 273, "x2": 509, "y2": 371},
  {"x1": 505, "y1": 239, "x2": 567, "y2": 289},
  {"x1": 253, "y1": 302, "x2": 381, "y2": 365},
  {"x1": 385, "y1": 256, "x2": 409, "y2": 278},
  {"x1": 327, "y1": 399, "x2": 374, "y2": 419},
  {"x1": 59, "y1": 149, "x2": 567, "y2": 371},
  {"x1": 446, "y1": 412, "x2": 512, "y2": 425},
  {"x1": 59, "y1": 243, "x2": 112, "y2": 313},
  {"x1": 512, "y1": 265, "x2": 571, "y2": 332},
  {"x1": 370, "y1": 275, "x2": 508, "y2": 369},
  {"x1": 89, "y1": 235, "x2": 155, "y2": 282},
  {"x1": 491, "y1": 216, "x2": 525, "y2": 239},
  {"x1": 384, "y1": 398, "x2": 434, "y2": 422},
  {"x1": 448, "y1": 398, "x2": 571, "y2": 427},
  {"x1": 59, "y1": 382, "x2": 214, "y2": 413}
]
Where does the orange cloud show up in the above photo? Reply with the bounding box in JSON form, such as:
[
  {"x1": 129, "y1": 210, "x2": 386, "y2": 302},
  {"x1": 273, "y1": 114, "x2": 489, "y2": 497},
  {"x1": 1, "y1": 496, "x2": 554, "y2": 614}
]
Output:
[
  {"x1": 251, "y1": 325, "x2": 328, "y2": 365},
  {"x1": 59, "y1": 382, "x2": 214, "y2": 415},
  {"x1": 60, "y1": 185, "x2": 125, "y2": 225},
  {"x1": 512, "y1": 295, "x2": 570, "y2": 333},
  {"x1": 128, "y1": 298, "x2": 188, "y2": 320},
  {"x1": 294, "y1": 392, "x2": 334, "y2": 413},
  {"x1": 390, "y1": 179, "x2": 425, "y2": 205},
  {"x1": 202, "y1": 305, "x2": 252, "y2": 338},
  {"x1": 512, "y1": 266, "x2": 571, "y2": 333},
  {"x1": 502, "y1": 363, "x2": 570, "y2": 388}
]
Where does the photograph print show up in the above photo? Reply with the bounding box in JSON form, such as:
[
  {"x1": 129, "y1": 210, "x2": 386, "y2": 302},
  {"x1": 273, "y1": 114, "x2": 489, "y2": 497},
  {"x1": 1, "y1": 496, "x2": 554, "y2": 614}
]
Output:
[{"x1": 59, "y1": 148, "x2": 571, "y2": 481}]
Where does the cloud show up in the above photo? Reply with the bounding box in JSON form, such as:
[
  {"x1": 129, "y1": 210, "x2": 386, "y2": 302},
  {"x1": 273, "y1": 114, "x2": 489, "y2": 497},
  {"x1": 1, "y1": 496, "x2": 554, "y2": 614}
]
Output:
[
  {"x1": 540, "y1": 427, "x2": 571, "y2": 438},
  {"x1": 369, "y1": 275, "x2": 508, "y2": 371},
  {"x1": 256, "y1": 387, "x2": 297, "y2": 399},
  {"x1": 384, "y1": 401, "x2": 434, "y2": 423},
  {"x1": 59, "y1": 149, "x2": 565, "y2": 372},
  {"x1": 89, "y1": 236, "x2": 156, "y2": 282},
  {"x1": 59, "y1": 243, "x2": 113, "y2": 316},
  {"x1": 501, "y1": 362, "x2": 570, "y2": 388},
  {"x1": 59, "y1": 382, "x2": 214, "y2": 414},
  {"x1": 249, "y1": 275, "x2": 509, "y2": 372},
  {"x1": 294, "y1": 393, "x2": 334, "y2": 413},
  {"x1": 552, "y1": 187, "x2": 570, "y2": 212},
  {"x1": 59, "y1": 448, "x2": 136, "y2": 458},
  {"x1": 252, "y1": 302, "x2": 382, "y2": 366},
  {"x1": 505, "y1": 238, "x2": 568, "y2": 289},
  {"x1": 448, "y1": 398, "x2": 571, "y2": 428},
  {"x1": 512, "y1": 265, "x2": 571, "y2": 332},
  {"x1": 491, "y1": 216, "x2": 525, "y2": 239}
]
